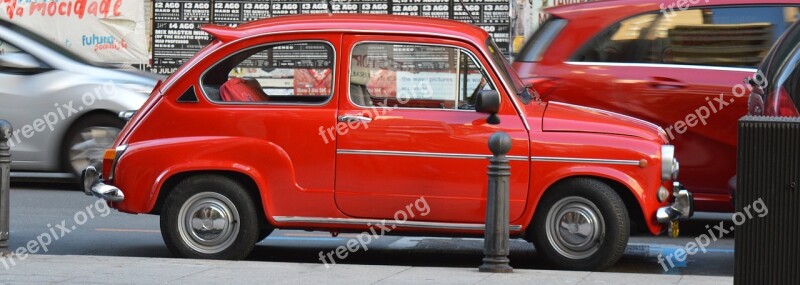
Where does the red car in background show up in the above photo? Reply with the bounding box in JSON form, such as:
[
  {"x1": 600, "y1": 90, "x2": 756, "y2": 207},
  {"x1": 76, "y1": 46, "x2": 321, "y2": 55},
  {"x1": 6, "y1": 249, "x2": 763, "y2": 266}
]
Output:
[{"x1": 514, "y1": 0, "x2": 800, "y2": 212}]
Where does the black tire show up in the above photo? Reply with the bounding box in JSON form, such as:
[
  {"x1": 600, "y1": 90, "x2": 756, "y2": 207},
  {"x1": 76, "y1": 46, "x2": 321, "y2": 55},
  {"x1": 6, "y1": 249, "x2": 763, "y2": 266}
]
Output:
[
  {"x1": 531, "y1": 178, "x2": 629, "y2": 271},
  {"x1": 160, "y1": 175, "x2": 260, "y2": 260},
  {"x1": 61, "y1": 113, "x2": 125, "y2": 177}
]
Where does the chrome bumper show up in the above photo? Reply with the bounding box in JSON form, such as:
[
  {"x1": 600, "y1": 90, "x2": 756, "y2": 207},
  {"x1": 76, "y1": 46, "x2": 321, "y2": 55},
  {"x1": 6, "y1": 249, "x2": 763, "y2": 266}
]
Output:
[
  {"x1": 656, "y1": 182, "x2": 694, "y2": 223},
  {"x1": 81, "y1": 166, "x2": 125, "y2": 202}
]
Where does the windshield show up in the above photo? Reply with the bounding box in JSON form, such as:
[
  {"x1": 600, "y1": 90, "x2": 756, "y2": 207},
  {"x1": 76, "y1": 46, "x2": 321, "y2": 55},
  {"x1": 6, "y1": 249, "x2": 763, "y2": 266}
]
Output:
[
  {"x1": 0, "y1": 19, "x2": 93, "y2": 65},
  {"x1": 515, "y1": 17, "x2": 567, "y2": 62},
  {"x1": 486, "y1": 38, "x2": 528, "y2": 103}
]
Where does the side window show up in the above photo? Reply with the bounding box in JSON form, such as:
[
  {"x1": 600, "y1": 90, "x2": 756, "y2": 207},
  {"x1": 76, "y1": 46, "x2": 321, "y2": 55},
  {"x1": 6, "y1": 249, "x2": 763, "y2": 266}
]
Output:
[
  {"x1": 573, "y1": 6, "x2": 800, "y2": 68},
  {"x1": 201, "y1": 42, "x2": 333, "y2": 103},
  {"x1": 571, "y1": 13, "x2": 660, "y2": 63},
  {"x1": 349, "y1": 43, "x2": 494, "y2": 110},
  {"x1": 0, "y1": 39, "x2": 22, "y2": 55}
]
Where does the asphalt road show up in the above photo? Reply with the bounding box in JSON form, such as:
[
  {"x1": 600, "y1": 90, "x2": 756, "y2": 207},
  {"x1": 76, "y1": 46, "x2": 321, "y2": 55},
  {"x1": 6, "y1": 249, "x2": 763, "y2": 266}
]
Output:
[{"x1": 6, "y1": 183, "x2": 736, "y2": 276}]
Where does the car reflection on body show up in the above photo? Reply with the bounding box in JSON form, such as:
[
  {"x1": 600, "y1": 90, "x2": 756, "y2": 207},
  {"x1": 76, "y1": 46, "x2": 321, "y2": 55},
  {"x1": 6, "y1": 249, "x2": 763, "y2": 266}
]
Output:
[
  {"x1": 513, "y1": 0, "x2": 800, "y2": 212},
  {"x1": 0, "y1": 18, "x2": 163, "y2": 178}
]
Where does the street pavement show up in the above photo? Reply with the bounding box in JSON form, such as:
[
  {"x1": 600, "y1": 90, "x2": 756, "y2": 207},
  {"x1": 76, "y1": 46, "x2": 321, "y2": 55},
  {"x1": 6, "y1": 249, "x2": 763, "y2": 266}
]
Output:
[
  {"x1": 2, "y1": 254, "x2": 732, "y2": 284},
  {"x1": 1, "y1": 184, "x2": 738, "y2": 284}
]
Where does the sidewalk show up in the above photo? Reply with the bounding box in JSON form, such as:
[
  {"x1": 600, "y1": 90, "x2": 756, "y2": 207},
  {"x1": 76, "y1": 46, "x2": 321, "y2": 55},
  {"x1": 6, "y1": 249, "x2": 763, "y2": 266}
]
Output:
[{"x1": 1, "y1": 254, "x2": 732, "y2": 284}]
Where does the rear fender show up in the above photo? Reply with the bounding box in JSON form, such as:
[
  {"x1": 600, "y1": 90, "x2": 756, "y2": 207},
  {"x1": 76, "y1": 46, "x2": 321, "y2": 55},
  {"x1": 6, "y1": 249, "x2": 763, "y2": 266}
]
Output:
[{"x1": 113, "y1": 136, "x2": 297, "y2": 220}]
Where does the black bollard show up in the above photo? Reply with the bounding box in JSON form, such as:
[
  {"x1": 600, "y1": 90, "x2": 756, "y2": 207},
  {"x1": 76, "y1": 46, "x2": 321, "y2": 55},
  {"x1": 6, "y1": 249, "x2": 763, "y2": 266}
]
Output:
[
  {"x1": 0, "y1": 120, "x2": 10, "y2": 253},
  {"x1": 479, "y1": 131, "x2": 513, "y2": 273}
]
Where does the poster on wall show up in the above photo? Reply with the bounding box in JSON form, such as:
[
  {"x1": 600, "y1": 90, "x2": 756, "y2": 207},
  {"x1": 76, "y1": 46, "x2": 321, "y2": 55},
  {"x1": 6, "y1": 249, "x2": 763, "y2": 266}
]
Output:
[
  {"x1": 152, "y1": 0, "x2": 212, "y2": 74},
  {"x1": 453, "y1": 0, "x2": 510, "y2": 53},
  {"x1": 0, "y1": 0, "x2": 148, "y2": 64},
  {"x1": 151, "y1": 0, "x2": 513, "y2": 75}
]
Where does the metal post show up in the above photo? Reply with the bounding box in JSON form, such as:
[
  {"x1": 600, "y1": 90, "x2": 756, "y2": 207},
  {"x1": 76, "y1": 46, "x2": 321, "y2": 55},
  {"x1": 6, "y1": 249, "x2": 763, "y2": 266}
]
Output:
[
  {"x1": 0, "y1": 119, "x2": 11, "y2": 253},
  {"x1": 479, "y1": 131, "x2": 513, "y2": 273}
]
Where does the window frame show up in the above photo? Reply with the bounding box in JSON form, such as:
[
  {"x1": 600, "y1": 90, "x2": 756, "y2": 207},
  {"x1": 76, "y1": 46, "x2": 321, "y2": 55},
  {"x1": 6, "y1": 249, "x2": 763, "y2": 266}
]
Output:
[
  {"x1": 198, "y1": 39, "x2": 337, "y2": 106},
  {"x1": 347, "y1": 40, "x2": 497, "y2": 112}
]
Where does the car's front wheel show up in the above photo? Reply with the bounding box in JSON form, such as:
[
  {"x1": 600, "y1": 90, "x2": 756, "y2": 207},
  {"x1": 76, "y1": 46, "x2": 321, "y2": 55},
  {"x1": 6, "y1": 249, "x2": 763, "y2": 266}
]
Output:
[
  {"x1": 531, "y1": 178, "x2": 629, "y2": 271},
  {"x1": 160, "y1": 175, "x2": 260, "y2": 259}
]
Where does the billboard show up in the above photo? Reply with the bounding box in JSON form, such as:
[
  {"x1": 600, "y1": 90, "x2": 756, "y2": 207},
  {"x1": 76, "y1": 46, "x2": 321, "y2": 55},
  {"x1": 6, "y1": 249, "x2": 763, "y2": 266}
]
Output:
[
  {"x1": 151, "y1": 0, "x2": 513, "y2": 74},
  {"x1": 0, "y1": 0, "x2": 148, "y2": 64}
]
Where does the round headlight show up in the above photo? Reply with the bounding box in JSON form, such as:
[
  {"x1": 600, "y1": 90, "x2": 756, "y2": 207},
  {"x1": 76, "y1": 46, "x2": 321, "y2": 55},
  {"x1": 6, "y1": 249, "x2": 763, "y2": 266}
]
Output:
[{"x1": 661, "y1": 145, "x2": 675, "y2": 181}]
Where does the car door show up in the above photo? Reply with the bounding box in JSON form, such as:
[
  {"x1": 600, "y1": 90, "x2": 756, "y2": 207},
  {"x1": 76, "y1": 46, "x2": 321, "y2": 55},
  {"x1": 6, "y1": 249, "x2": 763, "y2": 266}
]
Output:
[
  {"x1": 561, "y1": 5, "x2": 799, "y2": 212},
  {"x1": 333, "y1": 35, "x2": 530, "y2": 224}
]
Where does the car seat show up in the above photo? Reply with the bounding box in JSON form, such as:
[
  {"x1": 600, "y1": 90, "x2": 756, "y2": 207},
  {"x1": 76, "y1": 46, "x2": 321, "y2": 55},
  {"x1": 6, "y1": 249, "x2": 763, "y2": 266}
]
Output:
[{"x1": 220, "y1": 77, "x2": 269, "y2": 102}]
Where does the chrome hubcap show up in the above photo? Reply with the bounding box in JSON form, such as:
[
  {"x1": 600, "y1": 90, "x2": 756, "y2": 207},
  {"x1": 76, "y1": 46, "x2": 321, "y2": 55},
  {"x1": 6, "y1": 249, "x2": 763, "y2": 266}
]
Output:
[
  {"x1": 545, "y1": 196, "x2": 605, "y2": 260},
  {"x1": 69, "y1": 126, "x2": 120, "y2": 174},
  {"x1": 177, "y1": 192, "x2": 240, "y2": 254}
]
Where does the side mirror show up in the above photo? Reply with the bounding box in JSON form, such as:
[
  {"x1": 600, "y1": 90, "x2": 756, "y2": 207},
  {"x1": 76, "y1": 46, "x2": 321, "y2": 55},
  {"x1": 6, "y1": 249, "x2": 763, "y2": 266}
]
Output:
[
  {"x1": 475, "y1": 90, "x2": 500, "y2": 125},
  {"x1": 0, "y1": 53, "x2": 44, "y2": 70}
]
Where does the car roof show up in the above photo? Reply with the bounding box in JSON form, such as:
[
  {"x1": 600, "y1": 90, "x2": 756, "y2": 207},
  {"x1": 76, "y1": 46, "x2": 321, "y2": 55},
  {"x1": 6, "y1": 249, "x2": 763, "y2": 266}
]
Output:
[
  {"x1": 201, "y1": 14, "x2": 490, "y2": 43},
  {"x1": 546, "y1": 0, "x2": 800, "y2": 18}
]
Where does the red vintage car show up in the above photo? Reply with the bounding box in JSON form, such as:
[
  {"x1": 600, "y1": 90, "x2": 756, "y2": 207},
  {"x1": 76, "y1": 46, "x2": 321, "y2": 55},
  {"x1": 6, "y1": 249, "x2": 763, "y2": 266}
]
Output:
[
  {"x1": 81, "y1": 14, "x2": 691, "y2": 271},
  {"x1": 514, "y1": 0, "x2": 800, "y2": 212}
]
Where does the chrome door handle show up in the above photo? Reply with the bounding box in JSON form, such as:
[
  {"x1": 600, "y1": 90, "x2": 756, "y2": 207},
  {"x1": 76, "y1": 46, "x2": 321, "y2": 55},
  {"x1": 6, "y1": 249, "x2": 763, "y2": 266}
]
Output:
[{"x1": 338, "y1": 115, "x2": 372, "y2": 123}]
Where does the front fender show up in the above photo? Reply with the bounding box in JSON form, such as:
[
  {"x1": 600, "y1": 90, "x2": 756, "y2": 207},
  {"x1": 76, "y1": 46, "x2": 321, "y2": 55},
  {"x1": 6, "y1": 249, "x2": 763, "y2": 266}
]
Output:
[{"x1": 530, "y1": 165, "x2": 664, "y2": 235}]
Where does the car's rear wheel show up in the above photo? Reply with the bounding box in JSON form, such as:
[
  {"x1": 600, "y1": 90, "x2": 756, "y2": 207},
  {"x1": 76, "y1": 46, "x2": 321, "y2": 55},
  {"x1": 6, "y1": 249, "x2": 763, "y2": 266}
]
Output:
[
  {"x1": 531, "y1": 178, "x2": 629, "y2": 271},
  {"x1": 161, "y1": 175, "x2": 259, "y2": 259},
  {"x1": 61, "y1": 113, "x2": 124, "y2": 176}
]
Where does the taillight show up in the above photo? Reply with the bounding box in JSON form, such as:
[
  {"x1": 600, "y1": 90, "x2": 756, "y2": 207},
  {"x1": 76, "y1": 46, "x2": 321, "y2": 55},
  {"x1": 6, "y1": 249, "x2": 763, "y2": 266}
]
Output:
[
  {"x1": 527, "y1": 77, "x2": 561, "y2": 98},
  {"x1": 102, "y1": 149, "x2": 116, "y2": 179},
  {"x1": 102, "y1": 145, "x2": 127, "y2": 181},
  {"x1": 766, "y1": 87, "x2": 800, "y2": 116}
]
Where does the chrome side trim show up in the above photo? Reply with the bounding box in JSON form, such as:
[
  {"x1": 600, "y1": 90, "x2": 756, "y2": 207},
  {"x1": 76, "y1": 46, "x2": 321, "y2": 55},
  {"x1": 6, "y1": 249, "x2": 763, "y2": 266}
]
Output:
[
  {"x1": 565, "y1": 61, "x2": 757, "y2": 73},
  {"x1": 532, "y1": 156, "x2": 640, "y2": 166},
  {"x1": 337, "y1": 149, "x2": 529, "y2": 161},
  {"x1": 273, "y1": 216, "x2": 523, "y2": 231}
]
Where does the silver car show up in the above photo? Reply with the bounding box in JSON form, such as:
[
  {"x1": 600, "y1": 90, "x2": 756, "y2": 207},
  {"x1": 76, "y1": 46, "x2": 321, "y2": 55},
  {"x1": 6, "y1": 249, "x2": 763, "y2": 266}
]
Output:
[{"x1": 0, "y1": 19, "x2": 162, "y2": 178}]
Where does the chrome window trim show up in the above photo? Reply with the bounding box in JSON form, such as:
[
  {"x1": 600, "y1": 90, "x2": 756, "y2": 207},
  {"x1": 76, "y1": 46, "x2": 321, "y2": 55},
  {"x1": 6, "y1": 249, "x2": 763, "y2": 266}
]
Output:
[
  {"x1": 273, "y1": 216, "x2": 523, "y2": 231},
  {"x1": 565, "y1": 61, "x2": 758, "y2": 73},
  {"x1": 337, "y1": 149, "x2": 529, "y2": 161},
  {"x1": 198, "y1": 40, "x2": 337, "y2": 107},
  {"x1": 159, "y1": 28, "x2": 529, "y2": 130},
  {"x1": 531, "y1": 156, "x2": 640, "y2": 166},
  {"x1": 346, "y1": 41, "x2": 496, "y2": 112}
]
